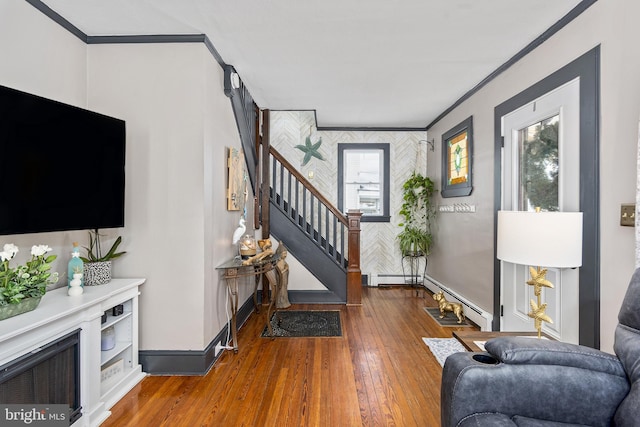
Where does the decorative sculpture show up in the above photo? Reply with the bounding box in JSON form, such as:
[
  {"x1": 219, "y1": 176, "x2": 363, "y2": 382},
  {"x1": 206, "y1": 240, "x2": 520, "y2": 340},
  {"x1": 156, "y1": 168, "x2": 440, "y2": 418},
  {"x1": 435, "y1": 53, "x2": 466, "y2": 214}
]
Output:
[
  {"x1": 526, "y1": 266, "x2": 554, "y2": 337},
  {"x1": 275, "y1": 242, "x2": 290, "y2": 309},
  {"x1": 433, "y1": 291, "x2": 465, "y2": 324},
  {"x1": 232, "y1": 218, "x2": 246, "y2": 244},
  {"x1": 241, "y1": 239, "x2": 275, "y2": 265}
]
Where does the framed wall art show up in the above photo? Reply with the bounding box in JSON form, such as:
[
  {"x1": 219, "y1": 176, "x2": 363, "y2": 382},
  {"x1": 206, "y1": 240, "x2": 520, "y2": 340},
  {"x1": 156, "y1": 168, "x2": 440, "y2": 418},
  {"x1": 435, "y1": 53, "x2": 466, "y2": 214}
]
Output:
[
  {"x1": 441, "y1": 116, "x2": 473, "y2": 197},
  {"x1": 227, "y1": 147, "x2": 247, "y2": 211}
]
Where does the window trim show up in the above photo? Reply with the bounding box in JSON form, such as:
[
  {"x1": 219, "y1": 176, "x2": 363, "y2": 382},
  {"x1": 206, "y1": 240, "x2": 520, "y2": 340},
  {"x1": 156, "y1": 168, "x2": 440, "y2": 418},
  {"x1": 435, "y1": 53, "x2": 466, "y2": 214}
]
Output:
[{"x1": 337, "y1": 143, "x2": 390, "y2": 223}]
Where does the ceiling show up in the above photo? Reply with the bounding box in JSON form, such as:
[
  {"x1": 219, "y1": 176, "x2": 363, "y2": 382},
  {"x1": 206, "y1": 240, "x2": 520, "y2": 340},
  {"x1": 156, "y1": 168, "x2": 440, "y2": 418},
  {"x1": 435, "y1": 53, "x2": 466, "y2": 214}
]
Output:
[{"x1": 40, "y1": 0, "x2": 583, "y2": 128}]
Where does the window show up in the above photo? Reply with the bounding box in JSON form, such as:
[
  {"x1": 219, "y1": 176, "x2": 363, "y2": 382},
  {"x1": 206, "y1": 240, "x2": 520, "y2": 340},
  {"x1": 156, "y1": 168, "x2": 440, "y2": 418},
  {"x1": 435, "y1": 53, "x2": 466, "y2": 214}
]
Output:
[
  {"x1": 517, "y1": 114, "x2": 559, "y2": 212},
  {"x1": 338, "y1": 143, "x2": 390, "y2": 222}
]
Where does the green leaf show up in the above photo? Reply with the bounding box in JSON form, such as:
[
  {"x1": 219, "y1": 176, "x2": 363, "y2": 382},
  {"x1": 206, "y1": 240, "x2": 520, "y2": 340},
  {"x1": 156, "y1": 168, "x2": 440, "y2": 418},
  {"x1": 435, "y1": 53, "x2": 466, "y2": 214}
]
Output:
[
  {"x1": 109, "y1": 251, "x2": 126, "y2": 259},
  {"x1": 102, "y1": 236, "x2": 124, "y2": 260},
  {"x1": 397, "y1": 172, "x2": 436, "y2": 255},
  {"x1": 84, "y1": 230, "x2": 126, "y2": 262}
]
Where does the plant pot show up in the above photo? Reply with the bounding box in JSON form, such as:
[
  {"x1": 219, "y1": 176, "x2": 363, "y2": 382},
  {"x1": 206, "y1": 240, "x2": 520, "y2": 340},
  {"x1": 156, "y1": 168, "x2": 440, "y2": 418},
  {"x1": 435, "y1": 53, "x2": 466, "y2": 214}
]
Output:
[
  {"x1": 84, "y1": 261, "x2": 112, "y2": 286},
  {"x1": 0, "y1": 296, "x2": 42, "y2": 321}
]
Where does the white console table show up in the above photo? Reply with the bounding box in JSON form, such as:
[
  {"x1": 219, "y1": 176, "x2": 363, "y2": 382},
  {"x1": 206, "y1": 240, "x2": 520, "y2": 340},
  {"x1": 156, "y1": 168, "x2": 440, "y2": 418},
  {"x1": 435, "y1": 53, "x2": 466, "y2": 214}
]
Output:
[{"x1": 0, "y1": 278, "x2": 146, "y2": 427}]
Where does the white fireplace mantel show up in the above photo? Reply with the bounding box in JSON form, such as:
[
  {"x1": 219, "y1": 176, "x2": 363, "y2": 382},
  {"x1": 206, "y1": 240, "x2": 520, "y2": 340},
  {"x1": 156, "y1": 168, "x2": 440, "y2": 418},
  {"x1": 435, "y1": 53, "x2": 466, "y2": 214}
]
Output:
[{"x1": 0, "y1": 278, "x2": 146, "y2": 427}]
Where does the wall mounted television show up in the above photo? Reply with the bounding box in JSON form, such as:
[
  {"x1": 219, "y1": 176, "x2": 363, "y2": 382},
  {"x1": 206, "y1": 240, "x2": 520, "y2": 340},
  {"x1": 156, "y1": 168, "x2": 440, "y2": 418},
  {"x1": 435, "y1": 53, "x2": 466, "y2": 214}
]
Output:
[{"x1": 0, "y1": 85, "x2": 126, "y2": 235}]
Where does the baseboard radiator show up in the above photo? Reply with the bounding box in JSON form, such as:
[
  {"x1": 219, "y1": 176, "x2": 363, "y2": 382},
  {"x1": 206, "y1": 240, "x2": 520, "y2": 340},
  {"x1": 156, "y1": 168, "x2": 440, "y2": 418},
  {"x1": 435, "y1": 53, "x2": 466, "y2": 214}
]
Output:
[
  {"x1": 370, "y1": 273, "x2": 412, "y2": 287},
  {"x1": 423, "y1": 275, "x2": 493, "y2": 331}
]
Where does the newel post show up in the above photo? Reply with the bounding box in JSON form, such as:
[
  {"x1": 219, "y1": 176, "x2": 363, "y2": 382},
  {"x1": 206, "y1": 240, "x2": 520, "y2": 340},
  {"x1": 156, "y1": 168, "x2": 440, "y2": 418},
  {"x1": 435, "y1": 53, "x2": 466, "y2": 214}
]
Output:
[{"x1": 346, "y1": 210, "x2": 362, "y2": 305}]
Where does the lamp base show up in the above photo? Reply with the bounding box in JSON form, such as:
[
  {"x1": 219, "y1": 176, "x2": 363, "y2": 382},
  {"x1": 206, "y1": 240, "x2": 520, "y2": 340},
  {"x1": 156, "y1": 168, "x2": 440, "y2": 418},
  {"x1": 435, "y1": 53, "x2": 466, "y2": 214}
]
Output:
[{"x1": 526, "y1": 266, "x2": 554, "y2": 338}]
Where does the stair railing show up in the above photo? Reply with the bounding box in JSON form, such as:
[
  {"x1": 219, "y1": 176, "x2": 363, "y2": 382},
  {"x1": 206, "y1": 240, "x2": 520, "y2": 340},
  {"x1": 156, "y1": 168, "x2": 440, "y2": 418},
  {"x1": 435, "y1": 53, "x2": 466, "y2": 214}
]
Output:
[{"x1": 269, "y1": 147, "x2": 362, "y2": 304}]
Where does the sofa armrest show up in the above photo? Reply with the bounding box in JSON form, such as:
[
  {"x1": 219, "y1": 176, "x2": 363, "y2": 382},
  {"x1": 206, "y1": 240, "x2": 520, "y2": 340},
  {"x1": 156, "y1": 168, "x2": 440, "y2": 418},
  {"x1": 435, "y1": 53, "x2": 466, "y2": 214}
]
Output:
[
  {"x1": 441, "y1": 351, "x2": 629, "y2": 427},
  {"x1": 485, "y1": 337, "x2": 627, "y2": 377}
]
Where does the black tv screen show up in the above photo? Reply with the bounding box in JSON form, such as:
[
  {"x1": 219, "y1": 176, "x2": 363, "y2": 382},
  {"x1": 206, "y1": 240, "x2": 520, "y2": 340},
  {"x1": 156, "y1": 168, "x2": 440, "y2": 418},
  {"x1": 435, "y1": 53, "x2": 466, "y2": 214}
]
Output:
[{"x1": 0, "y1": 85, "x2": 125, "y2": 235}]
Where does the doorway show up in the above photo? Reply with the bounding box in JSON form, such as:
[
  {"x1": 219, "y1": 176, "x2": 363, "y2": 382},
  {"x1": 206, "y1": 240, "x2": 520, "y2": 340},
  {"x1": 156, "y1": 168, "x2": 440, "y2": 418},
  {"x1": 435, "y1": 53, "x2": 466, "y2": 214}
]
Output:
[
  {"x1": 500, "y1": 78, "x2": 580, "y2": 343},
  {"x1": 492, "y1": 47, "x2": 600, "y2": 348}
]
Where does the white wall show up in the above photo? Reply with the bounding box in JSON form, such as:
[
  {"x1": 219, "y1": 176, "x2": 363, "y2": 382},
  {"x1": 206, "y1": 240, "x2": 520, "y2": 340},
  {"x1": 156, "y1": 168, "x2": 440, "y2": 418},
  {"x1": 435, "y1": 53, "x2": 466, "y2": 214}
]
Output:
[
  {"x1": 0, "y1": 1, "x2": 87, "y2": 106},
  {"x1": 87, "y1": 43, "x2": 245, "y2": 350},
  {"x1": 426, "y1": 0, "x2": 640, "y2": 352},
  {"x1": 1, "y1": 1, "x2": 246, "y2": 352}
]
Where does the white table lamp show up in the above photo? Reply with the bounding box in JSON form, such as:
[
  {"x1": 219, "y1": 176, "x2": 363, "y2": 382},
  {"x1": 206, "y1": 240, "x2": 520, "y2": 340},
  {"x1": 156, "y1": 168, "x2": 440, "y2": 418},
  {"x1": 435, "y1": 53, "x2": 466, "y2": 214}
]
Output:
[{"x1": 497, "y1": 210, "x2": 583, "y2": 337}]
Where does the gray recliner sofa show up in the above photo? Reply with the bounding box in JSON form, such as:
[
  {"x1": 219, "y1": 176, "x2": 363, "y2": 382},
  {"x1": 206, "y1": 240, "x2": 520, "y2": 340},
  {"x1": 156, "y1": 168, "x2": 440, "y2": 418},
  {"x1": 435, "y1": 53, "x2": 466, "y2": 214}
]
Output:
[{"x1": 441, "y1": 268, "x2": 640, "y2": 427}]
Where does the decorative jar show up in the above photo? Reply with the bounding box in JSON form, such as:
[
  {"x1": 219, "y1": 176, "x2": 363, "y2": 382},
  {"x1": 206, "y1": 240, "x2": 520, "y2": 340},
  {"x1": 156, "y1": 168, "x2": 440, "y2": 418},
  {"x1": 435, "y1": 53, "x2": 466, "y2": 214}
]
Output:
[
  {"x1": 239, "y1": 235, "x2": 257, "y2": 259},
  {"x1": 101, "y1": 326, "x2": 116, "y2": 351}
]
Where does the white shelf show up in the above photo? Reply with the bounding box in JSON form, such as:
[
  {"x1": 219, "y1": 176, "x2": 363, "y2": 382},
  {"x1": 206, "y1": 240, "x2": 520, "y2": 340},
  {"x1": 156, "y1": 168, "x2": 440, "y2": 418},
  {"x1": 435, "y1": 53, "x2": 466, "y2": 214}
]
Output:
[
  {"x1": 101, "y1": 311, "x2": 132, "y2": 331},
  {"x1": 101, "y1": 341, "x2": 132, "y2": 366},
  {"x1": 97, "y1": 285, "x2": 142, "y2": 422},
  {"x1": 0, "y1": 278, "x2": 146, "y2": 427}
]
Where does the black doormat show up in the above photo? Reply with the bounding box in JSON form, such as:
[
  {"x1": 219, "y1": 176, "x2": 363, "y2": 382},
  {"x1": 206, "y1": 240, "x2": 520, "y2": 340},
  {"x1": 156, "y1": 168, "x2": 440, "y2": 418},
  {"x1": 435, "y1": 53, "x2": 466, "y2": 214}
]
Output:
[
  {"x1": 261, "y1": 310, "x2": 342, "y2": 337},
  {"x1": 423, "y1": 307, "x2": 473, "y2": 327}
]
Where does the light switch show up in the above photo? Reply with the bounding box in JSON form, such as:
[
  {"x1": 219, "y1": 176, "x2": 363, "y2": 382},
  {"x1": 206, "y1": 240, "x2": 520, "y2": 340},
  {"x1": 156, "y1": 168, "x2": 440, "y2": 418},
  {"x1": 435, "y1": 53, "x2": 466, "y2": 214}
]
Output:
[{"x1": 620, "y1": 204, "x2": 635, "y2": 227}]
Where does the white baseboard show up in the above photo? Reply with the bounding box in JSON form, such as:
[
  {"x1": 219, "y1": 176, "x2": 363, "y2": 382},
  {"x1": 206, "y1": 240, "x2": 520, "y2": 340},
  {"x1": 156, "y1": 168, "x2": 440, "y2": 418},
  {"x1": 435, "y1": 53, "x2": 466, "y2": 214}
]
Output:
[{"x1": 423, "y1": 275, "x2": 493, "y2": 331}]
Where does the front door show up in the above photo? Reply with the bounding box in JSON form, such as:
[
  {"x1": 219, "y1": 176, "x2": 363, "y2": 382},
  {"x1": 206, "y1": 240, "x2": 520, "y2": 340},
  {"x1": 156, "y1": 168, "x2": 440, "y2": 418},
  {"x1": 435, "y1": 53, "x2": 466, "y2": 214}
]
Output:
[{"x1": 500, "y1": 78, "x2": 580, "y2": 343}]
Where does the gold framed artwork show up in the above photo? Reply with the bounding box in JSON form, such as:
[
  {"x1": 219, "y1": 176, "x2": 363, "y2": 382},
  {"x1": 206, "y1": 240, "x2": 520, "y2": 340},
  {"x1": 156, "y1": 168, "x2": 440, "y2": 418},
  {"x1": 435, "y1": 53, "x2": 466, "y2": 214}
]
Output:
[
  {"x1": 441, "y1": 116, "x2": 473, "y2": 197},
  {"x1": 227, "y1": 147, "x2": 247, "y2": 211}
]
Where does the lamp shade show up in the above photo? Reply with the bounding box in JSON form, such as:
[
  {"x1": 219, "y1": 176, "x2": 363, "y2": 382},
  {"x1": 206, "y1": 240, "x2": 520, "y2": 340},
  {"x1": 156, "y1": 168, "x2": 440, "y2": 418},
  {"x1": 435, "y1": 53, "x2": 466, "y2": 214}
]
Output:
[{"x1": 497, "y1": 211, "x2": 583, "y2": 268}]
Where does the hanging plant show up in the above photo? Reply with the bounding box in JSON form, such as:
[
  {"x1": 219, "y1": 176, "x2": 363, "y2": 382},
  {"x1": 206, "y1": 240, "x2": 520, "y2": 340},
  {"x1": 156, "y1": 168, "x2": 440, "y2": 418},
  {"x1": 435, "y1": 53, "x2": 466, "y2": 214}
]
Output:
[{"x1": 397, "y1": 172, "x2": 436, "y2": 256}]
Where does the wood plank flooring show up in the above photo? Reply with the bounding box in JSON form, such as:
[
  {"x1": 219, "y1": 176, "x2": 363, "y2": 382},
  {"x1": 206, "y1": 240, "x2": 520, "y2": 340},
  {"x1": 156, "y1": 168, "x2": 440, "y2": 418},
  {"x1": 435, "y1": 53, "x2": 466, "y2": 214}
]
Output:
[{"x1": 102, "y1": 286, "x2": 477, "y2": 427}]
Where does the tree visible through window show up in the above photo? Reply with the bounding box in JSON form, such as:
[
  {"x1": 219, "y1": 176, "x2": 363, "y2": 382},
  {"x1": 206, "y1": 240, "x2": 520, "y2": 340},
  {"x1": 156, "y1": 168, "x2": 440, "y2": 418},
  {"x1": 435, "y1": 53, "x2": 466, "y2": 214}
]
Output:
[{"x1": 518, "y1": 115, "x2": 559, "y2": 211}]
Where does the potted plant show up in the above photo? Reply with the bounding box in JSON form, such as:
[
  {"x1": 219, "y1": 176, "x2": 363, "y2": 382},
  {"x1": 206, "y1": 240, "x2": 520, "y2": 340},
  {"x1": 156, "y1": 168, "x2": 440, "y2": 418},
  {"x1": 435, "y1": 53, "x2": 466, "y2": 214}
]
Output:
[
  {"x1": 81, "y1": 229, "x2": 126, "y2": 286},
  {"x1": 0, "y1": 243, "x2": 58, "y2": 320},
  {"x1": 397, "y1": 172, "x2": 436, "y2": 256}
]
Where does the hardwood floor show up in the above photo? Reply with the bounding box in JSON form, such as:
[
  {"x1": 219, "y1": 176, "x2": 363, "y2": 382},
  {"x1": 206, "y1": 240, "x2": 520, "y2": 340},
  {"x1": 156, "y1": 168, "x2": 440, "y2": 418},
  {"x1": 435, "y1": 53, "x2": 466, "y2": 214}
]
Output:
[{"x1": 102, "y1": 286, "x2": 477, "y2": 427}]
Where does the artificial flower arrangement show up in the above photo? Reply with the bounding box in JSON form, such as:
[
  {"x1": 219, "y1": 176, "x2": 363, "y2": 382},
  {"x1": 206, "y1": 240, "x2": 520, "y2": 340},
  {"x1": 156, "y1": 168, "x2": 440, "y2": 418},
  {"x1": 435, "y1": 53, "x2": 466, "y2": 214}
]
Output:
[{"x1": 0, "y1": 243, "x2": 59, "y2": 307}]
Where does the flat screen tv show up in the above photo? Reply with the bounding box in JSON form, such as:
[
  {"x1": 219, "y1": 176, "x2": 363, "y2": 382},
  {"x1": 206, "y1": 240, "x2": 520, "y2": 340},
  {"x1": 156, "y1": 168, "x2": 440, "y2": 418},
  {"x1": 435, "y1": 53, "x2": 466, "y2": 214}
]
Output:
[{"x1": 0, "y1": 85, "x2": 126, "y2": 235}]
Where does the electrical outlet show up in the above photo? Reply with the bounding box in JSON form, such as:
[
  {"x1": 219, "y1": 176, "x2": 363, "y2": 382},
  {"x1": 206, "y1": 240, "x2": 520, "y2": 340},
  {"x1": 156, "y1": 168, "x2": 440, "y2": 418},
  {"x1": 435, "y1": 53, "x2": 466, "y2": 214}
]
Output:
[
  {"x1": 215, "y1": 342, "x2": 224, "y2": 356},
  {"x1": 620, "y1": 204, "x2": 635, "y2": 227},
  {"x1": 215, "y1": 342, "x2": 233, "y2": 356}
]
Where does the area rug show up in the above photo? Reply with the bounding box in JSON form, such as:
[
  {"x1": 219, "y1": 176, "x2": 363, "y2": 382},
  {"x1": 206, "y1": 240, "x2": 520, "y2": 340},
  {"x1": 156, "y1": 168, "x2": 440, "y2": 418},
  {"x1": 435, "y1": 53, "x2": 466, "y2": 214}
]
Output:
[
  {"x1": 261, "y1": 310, "x2": 342, "y2": 337},
  {"x1": 422, "y1": 338, "x2": 467, "y2": 367},
  {"x1": 423, "y1": 307, "x2": 473, "y2": 327}
]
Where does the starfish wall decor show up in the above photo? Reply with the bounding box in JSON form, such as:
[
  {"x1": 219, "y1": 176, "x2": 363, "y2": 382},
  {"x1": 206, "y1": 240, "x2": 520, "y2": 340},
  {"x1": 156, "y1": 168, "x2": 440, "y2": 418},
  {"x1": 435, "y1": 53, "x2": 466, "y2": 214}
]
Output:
[{"x1": 295, "y1": 134, "x2": 325, "y2": 167}]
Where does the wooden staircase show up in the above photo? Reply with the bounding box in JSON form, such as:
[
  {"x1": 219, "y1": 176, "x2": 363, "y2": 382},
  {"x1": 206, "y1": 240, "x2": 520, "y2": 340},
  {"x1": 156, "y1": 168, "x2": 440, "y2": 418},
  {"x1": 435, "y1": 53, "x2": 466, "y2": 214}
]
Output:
[
  {"x1": 267, "y1": 147, "x2": 362, "y2": 303},
  {"x1": 223, "y1": 70, "x2": 362, "y2": 304}
]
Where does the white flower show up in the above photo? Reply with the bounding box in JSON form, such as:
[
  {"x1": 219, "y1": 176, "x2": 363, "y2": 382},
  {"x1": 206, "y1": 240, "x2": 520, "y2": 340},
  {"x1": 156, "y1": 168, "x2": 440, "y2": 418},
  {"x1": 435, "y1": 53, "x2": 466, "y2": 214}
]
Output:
[
  {"x1": 3, "y1": 243, "x2": 19, "y2": 257},
  {"x1": 31, "y1": 245, "x2": 52, "y2": 257},
  {"x1": 0, "y1": 251, "x2": 11, "y2": 262}
]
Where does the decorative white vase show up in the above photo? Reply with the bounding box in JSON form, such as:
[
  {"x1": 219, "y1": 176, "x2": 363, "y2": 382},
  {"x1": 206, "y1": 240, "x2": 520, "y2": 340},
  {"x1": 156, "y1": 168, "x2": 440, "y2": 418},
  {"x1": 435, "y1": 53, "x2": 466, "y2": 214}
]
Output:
[{"x1": 68, "y1": 273, "x2": 84, "y2": 296}]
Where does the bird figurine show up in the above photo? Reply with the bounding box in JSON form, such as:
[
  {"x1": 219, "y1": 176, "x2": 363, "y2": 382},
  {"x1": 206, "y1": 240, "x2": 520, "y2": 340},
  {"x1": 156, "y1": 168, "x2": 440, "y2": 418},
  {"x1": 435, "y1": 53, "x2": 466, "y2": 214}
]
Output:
[{"x1": 232, "y1": 218, "x2": 246, "y2": 244}]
